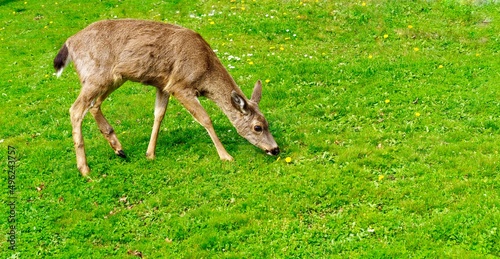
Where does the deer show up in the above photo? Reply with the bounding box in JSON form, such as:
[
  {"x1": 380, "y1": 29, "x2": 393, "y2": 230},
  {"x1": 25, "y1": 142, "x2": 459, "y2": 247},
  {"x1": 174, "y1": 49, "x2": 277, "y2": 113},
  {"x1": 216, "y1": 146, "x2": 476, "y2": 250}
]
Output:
[{"x1": 53, "y1": 19, "x2": 280, "y2": 176}]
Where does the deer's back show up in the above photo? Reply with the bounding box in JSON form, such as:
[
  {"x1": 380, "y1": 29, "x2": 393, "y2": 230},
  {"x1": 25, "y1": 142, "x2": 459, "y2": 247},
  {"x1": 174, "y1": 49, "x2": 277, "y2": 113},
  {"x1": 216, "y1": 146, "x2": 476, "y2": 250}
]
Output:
[{"x1": 66, "y1": 19, "x2": 224, "y2": 90}]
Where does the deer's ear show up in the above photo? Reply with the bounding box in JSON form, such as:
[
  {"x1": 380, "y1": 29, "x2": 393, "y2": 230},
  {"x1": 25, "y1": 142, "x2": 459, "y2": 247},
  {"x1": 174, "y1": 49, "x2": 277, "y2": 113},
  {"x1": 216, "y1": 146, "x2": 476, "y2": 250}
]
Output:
[
  {"x1": 251, "y1": 80, "x2": 262, "y2": 104},
  {"x1": 231, "y1": 91, "x2": 249, "y2": 115}
]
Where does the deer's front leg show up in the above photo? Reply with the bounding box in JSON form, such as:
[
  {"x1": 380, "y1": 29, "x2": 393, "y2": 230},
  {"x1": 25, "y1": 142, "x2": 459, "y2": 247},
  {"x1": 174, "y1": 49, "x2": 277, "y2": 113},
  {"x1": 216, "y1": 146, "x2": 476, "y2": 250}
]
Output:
[
  {"x1": 174, "y1": 91, "x2": 233, "y2": 161},
  {"x1": 146, "y1": 88, "x2": 170, "y2": 159}
]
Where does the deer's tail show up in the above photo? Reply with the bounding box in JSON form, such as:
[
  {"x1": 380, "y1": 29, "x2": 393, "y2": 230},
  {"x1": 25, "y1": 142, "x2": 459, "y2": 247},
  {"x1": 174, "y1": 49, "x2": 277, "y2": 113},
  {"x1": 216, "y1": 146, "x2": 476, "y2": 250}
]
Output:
[{"x1": 54, "y1": 44, "x2": 70, "y2": 78}]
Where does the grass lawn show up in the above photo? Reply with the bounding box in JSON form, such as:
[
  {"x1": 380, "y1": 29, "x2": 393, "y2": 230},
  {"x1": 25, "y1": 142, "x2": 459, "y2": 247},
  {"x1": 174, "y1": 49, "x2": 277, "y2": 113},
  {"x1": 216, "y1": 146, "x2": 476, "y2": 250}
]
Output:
[{"x1": 1, "y1": 0, "x2": 499, "y2": 257}]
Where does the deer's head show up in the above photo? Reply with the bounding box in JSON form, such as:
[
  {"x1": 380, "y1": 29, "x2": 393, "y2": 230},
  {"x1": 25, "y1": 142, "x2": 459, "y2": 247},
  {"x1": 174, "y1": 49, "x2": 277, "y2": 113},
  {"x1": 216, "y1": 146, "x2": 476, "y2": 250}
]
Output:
[{"x1": 230, "y1": 80, "x2": 280, "y2": 156}]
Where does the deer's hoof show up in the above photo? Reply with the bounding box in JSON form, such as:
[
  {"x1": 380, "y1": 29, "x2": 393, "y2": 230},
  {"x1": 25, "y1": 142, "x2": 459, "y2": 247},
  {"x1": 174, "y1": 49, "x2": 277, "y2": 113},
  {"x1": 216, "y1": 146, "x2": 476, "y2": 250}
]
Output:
[
  {"x1": 221, "y1": 155, "x2": 234, "y2": 161},
  {"x1": 79, "y1": 165, "x2": 91, "y2": 177},
  {"x1": 117, "y1": 150, "x2": 126, "y2": 158},
  {"x1": 146, "y1": 153, "x2": 155, "y2": 160}
]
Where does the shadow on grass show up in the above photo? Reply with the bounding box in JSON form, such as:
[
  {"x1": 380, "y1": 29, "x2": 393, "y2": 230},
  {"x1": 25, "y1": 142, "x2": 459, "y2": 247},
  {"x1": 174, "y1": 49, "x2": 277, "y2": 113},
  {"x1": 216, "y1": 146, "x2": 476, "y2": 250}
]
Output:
[{"x1": 0, "y1": 0, "x2": 18, "y2": 6}]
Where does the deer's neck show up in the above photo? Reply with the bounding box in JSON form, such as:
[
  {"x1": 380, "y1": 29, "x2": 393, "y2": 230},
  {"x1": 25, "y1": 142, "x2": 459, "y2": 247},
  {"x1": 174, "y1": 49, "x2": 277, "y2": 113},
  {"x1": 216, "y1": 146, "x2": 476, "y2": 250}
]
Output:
[{"x1": 205, "y1": 76, "x2": 246, "y2": 127}]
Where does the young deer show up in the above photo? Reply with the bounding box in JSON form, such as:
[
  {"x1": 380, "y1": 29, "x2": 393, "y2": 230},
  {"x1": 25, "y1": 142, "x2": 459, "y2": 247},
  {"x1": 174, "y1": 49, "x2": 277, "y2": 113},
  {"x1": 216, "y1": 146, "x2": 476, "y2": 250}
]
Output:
[{"x1": 54, "y1": 19, "x2": 280, "y2": 176}]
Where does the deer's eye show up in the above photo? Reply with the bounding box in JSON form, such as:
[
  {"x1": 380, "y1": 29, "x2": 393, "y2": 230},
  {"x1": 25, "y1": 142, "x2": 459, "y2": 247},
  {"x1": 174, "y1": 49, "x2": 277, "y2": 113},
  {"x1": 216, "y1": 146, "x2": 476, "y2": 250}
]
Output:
[{"x1": 254, "y1": 125, "x2": 263, "y2": 132}]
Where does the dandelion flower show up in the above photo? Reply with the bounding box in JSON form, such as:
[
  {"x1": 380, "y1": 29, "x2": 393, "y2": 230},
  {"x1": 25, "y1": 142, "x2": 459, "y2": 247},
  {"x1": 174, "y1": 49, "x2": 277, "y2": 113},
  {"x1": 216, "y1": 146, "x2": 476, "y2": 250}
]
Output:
[
  {"x1": 438, "y1": 65, "x2": 444, "y2": 69},
  {"x1": 265, "y1": 79, "x2": 270, "y2": 83},
  {"x1": 285, "y1": 157, "x2": 292, "y2": 163},
  {"x1": 413, "y1": 47, "x2": 420, "y2": 52},
  {"x1": 368, "y1": 55, "x2": 373, "y2": 59},
  {"x1": 415, "y1": 112, "x2": 421, "y2": 117},
  {"x1": 383, "y1": 34, "x2": 388, "y2": 39},
  {"x1": 385, "y1": 99, "x2": 390, "y2": 104},
  {"x1": 408, "y1": 25, "x2": 413, "y2": 29},
  {"x1": 378, "y1": 175, "x2": 384, "y2": 181},
  {"x1": 361, "y1": 2, "x2": 366, "y2": 6}
]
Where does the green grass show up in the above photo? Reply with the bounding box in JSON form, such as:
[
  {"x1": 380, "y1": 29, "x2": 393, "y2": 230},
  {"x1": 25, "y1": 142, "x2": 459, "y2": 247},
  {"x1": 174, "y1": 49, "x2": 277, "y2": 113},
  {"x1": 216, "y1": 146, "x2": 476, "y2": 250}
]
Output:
[{"x1": 1, "y1": 0, "x2": 500, "y2": 257}]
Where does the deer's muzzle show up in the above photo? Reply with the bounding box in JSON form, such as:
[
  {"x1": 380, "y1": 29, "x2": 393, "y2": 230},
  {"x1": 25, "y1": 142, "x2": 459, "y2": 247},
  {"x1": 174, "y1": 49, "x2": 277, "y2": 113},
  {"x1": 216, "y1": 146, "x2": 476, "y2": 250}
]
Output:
[{"x1": 266, "y1": 147, "x2": 280, "y2": 156}]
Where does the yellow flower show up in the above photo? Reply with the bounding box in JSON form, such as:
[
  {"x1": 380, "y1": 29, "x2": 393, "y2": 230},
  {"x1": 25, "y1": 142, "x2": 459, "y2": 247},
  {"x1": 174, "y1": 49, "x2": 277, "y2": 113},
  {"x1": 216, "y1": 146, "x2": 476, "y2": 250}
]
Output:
[
  {"x1": 438, "y1": 65, "x2": 444, "y2": 69},
  {"x1": 361, "y1": 2, "x2": 366, "y2": 6},
  {"x1": 413, "y1": 47, "x2": 420, "y2": 52},
  {"x1": 408, "y1": 25, "x2": 413, "y2": 29},
  {"x1": 280, "y1": 46, "x2": 284, "y2": 51},
  {"x1": 285, "y1": 157, "x2": 292, "y2": 163},
  {"x1": 368, "y1": 55, "x2": 373, "y2": 59},
  {"x1": 415, "y1": 112, "x2": 421, "y2": 117},
  {"x1": 383, "y1": 34, "x2": 388, "y2": 39},
  {"x1": 385, "y1": 99, "x2": 390, "y2": 104},
  {"x1": 265, "y1": 79, "x2": 270, "y2": 83},
  {"x1": 378, "y1": 175, "x2": 384, "y2": 181}
]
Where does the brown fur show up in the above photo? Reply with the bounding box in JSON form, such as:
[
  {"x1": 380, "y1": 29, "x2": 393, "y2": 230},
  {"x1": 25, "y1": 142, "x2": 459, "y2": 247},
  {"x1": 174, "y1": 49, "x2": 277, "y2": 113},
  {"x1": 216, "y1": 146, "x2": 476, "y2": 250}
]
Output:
[{"x1": 54, "y1": 19, "x2": 279, "y2": 176}]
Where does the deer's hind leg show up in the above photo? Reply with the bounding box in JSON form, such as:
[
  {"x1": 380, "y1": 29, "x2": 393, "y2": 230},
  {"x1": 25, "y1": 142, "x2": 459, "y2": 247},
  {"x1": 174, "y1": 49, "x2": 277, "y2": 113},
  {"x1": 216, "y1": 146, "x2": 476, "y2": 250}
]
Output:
[
  {"x1": 70, "y1": 85, "x2": 103, "y2": 176},
  {"x1": 88, "y1": 84, "x2": 126, "y2": 159}
]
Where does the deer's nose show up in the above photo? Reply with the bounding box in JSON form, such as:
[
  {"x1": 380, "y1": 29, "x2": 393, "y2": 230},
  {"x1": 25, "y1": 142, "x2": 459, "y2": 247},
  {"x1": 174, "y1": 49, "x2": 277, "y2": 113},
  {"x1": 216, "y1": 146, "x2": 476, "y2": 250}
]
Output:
[{"x1": 270, "y1": 147, "x2": 280, "y2": 156}]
